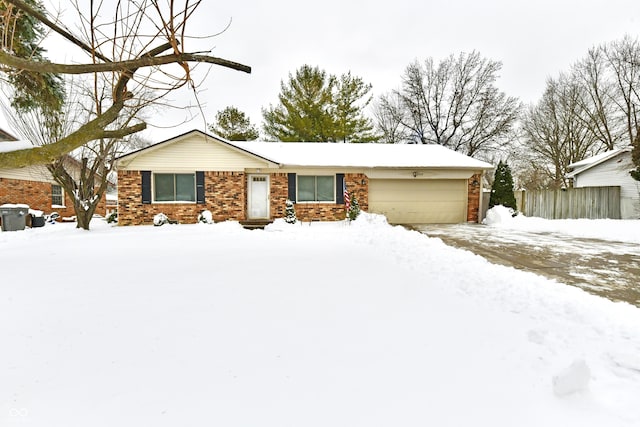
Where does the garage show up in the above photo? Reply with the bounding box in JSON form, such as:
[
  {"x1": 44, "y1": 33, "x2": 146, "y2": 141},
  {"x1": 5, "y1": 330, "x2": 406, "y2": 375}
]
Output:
[{"x1": 368, "y1": 179, "x2": 467, "y2": 224}]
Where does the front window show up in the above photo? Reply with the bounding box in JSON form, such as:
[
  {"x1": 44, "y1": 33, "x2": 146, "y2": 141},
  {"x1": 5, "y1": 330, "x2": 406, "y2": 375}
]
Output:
[
  {"x1": 154, "y1": 173, "x2": 195, "y2": 202},
  {"x1": 51, "y1": 184, "x2": 64, "y2": 206},
  {"x1": 298, "y1": 176, "x2": 334, "y2": 202}
]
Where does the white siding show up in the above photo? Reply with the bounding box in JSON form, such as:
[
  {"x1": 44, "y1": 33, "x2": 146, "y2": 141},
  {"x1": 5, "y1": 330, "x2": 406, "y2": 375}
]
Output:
[
  {"x1": 0, "y1": 164, "x2": 55, "y2": 183},
  {"x1": 573, "y1": 153, "x2": 640, "y2": 219},
  {"x1": 119, "y1": 134, "x2": 273, "y2": 172}
]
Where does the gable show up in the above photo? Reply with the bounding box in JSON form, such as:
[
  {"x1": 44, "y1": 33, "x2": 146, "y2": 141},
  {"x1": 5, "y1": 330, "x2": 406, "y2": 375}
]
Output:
[{"x1": 117, "y1": 131, "x2": 276, "y2": 172}]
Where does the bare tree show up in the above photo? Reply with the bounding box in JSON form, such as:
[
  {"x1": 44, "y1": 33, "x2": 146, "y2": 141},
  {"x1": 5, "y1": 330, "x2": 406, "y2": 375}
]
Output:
[
  {"x1": 373, "y1": 91, "x2": 411, "y2": 144},
  {"x1": 375, "y1": 51, "x2": 520, "y2": 155},
  {"x1": 4, "y1": 74, "x2": 150, "y2": 229},
  {"x1": 572, "y1": 47, "x2": 622, "y2": 150},
  {"x1": 521, "y1": 75, "x2": 602, "y2": 188},
  {"x1": 0, "y1": 0, "x2": 250, "y2": 169},
  {"x1": 603, "y1": 35, "x2": 640, "y2": 147}
]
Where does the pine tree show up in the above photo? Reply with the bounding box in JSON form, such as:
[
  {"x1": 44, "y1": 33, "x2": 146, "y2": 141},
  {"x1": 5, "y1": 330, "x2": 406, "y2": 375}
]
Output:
[
  {"x1": 284, "y1": 199, "x2": 297, "y2": 224},
  {"x1": 489, "y1": 161, "x2": 517, "y2": 210},
  {"x1": 209, "y1": 106, "x2": 259, "y2": 141},
  {"x1": 262, "y1": 65, "x2": 378, "y2": 142},
  {"x1": 0, "y1": 0, "x2": 65, "y2": 115}
]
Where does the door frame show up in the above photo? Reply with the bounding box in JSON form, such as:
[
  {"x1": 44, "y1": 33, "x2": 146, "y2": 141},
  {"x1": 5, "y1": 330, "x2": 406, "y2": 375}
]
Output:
[{"x1": 247, "y1": 174, "x2": 270, "y2": 219}]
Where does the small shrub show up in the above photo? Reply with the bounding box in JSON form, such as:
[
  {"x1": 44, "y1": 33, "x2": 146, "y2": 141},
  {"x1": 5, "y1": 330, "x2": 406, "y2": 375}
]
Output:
[{"x1": 284, "y1": 199, "x2": 297, "y2": 224}]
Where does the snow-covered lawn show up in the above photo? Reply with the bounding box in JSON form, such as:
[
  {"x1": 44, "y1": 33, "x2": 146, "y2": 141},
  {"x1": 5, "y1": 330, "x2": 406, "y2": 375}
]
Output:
[{"x1": 1, "y1": 213, "x2": 639, "y2": 426}]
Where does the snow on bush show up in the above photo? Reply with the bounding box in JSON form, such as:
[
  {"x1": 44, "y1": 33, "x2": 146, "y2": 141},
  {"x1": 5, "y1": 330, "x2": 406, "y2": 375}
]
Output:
[
  {"x1": 153, "y1": 213, "x2": 169, "y2": 226},
  {"x1": 198, "y1": 210, "x2": 213, "y2": 224}
]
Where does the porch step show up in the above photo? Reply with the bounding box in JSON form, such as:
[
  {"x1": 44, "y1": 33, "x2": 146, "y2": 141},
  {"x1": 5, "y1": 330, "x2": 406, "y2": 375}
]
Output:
[{"x1": 240, "y1": 219, "x2": 273, "y2": 230}]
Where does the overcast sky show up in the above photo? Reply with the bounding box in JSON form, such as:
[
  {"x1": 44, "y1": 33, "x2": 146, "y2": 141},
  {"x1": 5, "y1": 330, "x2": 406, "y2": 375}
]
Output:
[{"x1": 3, "y1": 0, "x2": 640, "y2": 142}]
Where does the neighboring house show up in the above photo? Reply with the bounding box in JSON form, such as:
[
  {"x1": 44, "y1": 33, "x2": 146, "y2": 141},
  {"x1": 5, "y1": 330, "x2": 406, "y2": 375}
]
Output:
[
  {"x1": 0, "y1": 139, "x2": 108, "y2": 218},
  {"x1": 566, "y1": 147, "x2": 640, "y2": 219},
  {"x1": 115, "y1": 129, "x2": 493, "y2": 226}
]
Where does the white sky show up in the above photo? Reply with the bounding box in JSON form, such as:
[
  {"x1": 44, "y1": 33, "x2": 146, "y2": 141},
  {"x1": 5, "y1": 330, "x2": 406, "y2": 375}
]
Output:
[
  {"x1": 3, "y1": 0, "x2": 640, "y2": 142},
  {"x1": 176, "y1": 0, "x2": 640, "y2": 138}
]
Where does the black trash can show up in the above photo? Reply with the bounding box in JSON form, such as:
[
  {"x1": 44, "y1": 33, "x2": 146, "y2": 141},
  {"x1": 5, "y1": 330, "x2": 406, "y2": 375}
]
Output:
[
  {"x1": 0, "y1": 204, "x2": 29, "y2": 231},
  {"x1": 31, "y1": 215, "x2": 46, "y2": 227}
]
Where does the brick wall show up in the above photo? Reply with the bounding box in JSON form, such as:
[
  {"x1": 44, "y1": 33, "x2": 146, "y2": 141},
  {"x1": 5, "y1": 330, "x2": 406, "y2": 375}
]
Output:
[
  {"x1": 269, "y1": 173, "x2": 289, "y2": 219},
  {"x1": 271, "y1": 173, "x2": 369, "y2": 222},
  {"x1": 467, "y1": 173, "x2": 482, "y2": 223},
  {"x1": 117, "y1": 170, "x2": 247, "y2": 226},
  {"x1": 0, "y1": 177, "x2": 107, "y2": 218}
]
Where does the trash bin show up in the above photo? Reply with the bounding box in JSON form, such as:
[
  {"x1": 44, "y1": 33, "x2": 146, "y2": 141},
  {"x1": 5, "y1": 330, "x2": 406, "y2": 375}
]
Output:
[
  {"x1": 31, "y1": 215, "x2": 46, "y2": 228},
  {"x1": 0, "y1": 204, "x2": 29, "y2": 231}
]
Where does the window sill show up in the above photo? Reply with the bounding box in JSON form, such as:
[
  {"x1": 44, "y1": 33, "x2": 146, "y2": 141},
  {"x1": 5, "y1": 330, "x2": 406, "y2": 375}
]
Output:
[
  {"x1": 295, "y1": 201, "x2": 336, "y2": 204},
  {"x1": 152, "y1": 201, "x2": 197, "y2": 204}
]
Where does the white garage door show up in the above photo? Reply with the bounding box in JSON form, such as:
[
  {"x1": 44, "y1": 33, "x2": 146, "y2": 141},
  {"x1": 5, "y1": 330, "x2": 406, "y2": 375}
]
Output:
[{"x1": 368, "y1": 179, "x2": 467, "y2": 224}]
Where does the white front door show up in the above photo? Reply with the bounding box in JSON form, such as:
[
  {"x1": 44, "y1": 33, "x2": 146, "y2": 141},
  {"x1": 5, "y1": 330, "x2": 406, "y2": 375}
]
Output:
[{"x1": 248, "y1": 175, "x2": 270, "y2": 219}]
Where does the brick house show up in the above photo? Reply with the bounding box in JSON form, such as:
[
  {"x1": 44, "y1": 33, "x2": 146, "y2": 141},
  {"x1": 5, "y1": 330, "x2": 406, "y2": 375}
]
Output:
[
  {"x1": 0, "y1": 136, "x2": 108, "y2": 219},
  {"x1": 115, "y1": 130, "x2": 492, "y2": 226}
]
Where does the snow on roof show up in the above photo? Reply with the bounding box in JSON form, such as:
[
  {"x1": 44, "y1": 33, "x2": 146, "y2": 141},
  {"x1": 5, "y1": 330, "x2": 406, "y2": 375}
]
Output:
[
  {"x1": 567, "y1": 148, "x2": 628, "y2": 169},
  {"x1": 228, "y1": 140, "x2": 493, "y2": 169},
  {"x1": 566, "y1": 147, "x2": 631, "y2": 178},
  {"x1": 0, "y1": 127, "x2": 18, "y2": 142},
  {"x1": 0, "y1": 140, "x2": 35, "y2": 154}
]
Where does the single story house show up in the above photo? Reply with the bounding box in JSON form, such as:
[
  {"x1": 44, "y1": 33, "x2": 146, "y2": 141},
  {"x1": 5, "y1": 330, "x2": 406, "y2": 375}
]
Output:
[
  {"x1": 566, "y1": 147, "x2": 640, "y2": 219},
  {"x1": 115, "y1": 130, "x2": 492, "y2": 226},
  {"x1": 0, "y1": 138, "x2": 108, "y2": 219}
]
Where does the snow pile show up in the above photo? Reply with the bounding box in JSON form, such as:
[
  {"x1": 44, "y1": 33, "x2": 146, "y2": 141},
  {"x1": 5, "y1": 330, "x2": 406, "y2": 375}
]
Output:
[
  {"x1": 1, "y1": 216, "x2": 639, "y2": 426},
  {"x1": 482, "y1": 204, "x2": 516, "y2": 225},
  {"x1": 483, "y1": 206, "x2": 640, "y2": 244},
  {"x1": 552, "y1": 359, "x2": 591, "y2": 396}
]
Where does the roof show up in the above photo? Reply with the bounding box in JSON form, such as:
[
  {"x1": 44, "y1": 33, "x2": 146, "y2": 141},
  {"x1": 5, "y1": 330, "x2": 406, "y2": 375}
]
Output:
[
  {"x1": 0, "y1": 128, "x2": 17, "y2": 142},
  {"x1": 566, "y1": 147, "x2": 632, "y2": 178},
  {"x1": 227, "y1": 140, "x2": 494, "y2": 170},
  {"x1": 118, "y1": 129, "x2": 493, "y2": 170},
  {"x1": 0, "y1": 140, "x2": 35, "y2": 154}
]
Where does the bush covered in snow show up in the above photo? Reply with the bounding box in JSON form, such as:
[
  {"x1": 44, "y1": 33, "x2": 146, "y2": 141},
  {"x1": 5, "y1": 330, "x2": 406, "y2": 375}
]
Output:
[
  {"x1": 284, "y1": 199, "x2": 297, "y2": 224},
  {"x1": 153, "y1": 213, "x2": 170, "y2": 226},
  {"x1": 198, "y1": 210, "x2": 213, "y2": 224}
]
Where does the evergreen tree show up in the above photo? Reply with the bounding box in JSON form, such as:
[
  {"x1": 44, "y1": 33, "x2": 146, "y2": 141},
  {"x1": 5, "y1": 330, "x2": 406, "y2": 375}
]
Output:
[
  {"x1": 209, "y1": 106, "x2": 259, "y2": 141},
  {"x1": 347, "y1": 194, "x2": 361, "y2": 220},
  {"x1": 284, "y1": 199, "x2": 297, "y2": 224},
  {"x1": 489, "y1": 161, "x2": 517, "y2": 210},
  {"x1": 333, "y1": 72, "x2": 377, "y2": 143},
  {"x1": 262, "y1": 65, "x2": 378, "y2": 142},
  {"x1": 631, "y1": 129, "x2": 640, "y2": 181},
  {"x1": 0, "y1": 0, "x2": 65, "y2": 115}
]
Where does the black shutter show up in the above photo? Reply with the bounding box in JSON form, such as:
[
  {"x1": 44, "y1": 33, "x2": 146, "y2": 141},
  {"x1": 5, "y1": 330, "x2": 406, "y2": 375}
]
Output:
[
  {"x1": 141, "y1": 171, "x2": 151, "y2": 204},
  {"x1": 196, "y1": 171, "x2": 205, "y2": 204},
  {"x1": 287, "y1": 173, "x2": 296, "y2": 203},
  {"x1": 336, "y1": 173, "x2": 345, "y2": 204}
]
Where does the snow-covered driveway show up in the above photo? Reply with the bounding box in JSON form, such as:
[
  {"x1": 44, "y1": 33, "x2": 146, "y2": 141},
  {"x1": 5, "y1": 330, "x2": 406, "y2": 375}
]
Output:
[{"x1": 414, "y1": 207, "x2": 640, "y2": 307}]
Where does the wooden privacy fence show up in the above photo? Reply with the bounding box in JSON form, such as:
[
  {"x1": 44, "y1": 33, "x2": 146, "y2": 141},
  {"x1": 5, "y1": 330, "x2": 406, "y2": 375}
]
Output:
[{"x1": 516, "y1": 186, "x2": 621, "y2": 219}]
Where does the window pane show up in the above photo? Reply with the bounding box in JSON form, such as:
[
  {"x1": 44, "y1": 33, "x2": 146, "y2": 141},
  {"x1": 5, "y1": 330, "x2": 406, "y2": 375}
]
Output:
[
  {"x1": 175, "y1": 174, "x2": 195, "y2": 201},
  {"x1": 154, "y1": 174, "x2": 175, "y2": 201},
  {"x1": 298, "y1": 176, "x2": 315, "y2": 202},
  {"x1": 317, "y1": 176, "x2": 334, "y2": 201},
  {"x1": 51, "y1": 185, "x2": 63, "y2": 206}
]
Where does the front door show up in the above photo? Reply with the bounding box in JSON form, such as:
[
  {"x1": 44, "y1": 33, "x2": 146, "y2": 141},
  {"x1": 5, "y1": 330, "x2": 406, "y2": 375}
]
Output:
[{"x1": 248, "y1": 175, "x2": 269, "y2": 219}]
